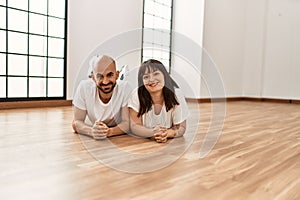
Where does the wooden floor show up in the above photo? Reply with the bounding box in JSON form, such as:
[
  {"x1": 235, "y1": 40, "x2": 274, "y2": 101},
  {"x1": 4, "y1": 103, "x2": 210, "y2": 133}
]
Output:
[{"x1": 0, "y1": 101, "x2": 300, "y2": 200}]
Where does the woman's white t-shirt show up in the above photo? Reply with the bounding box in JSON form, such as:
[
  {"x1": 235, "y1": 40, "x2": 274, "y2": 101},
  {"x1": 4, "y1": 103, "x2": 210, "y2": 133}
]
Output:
[
  {"x1": 73, "y1": 79, "x2": 131, "y2": 126},
  {"x1": 128, "y1": 88, "x2": 190, "y2": 129}
]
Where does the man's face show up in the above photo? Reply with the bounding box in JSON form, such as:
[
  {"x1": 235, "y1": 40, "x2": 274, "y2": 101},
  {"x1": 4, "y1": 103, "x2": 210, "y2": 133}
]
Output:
[{"x1": 93, "y1": 59, "x2": 119, "y2": 94}]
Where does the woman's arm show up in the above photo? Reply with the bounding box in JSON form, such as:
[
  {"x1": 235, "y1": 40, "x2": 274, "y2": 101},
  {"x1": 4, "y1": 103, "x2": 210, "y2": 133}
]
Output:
[
  {"x1": 153, "y1": 120, "x2": 186, "y2": 143},
  {"x1": 129, "y1": 108, "x2": 158, "y2": 138},
  {"x1": 166, "y1": 120, "x2": 187, "y2": 138}
]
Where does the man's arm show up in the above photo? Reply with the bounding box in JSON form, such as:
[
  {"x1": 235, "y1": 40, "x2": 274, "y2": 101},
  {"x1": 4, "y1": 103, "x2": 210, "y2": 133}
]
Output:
[
  {"x1": 72, "y1": 106, "x2": 93, "y2": 137},
  {"x1": 108, "y1": 106, "x2": 129, "y2": 136},
  {"x1": 73, "y1": 106, "x2": 108, "y2": 140}
]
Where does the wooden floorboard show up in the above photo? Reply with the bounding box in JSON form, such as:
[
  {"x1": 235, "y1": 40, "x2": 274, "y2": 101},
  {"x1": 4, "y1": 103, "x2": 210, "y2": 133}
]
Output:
[{"x1": 0, "y1": 101, "x2": 300, "y2": 200}]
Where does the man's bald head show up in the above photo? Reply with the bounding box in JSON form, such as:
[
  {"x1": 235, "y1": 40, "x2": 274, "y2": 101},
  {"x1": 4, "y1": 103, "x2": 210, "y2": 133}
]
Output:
[{"x1": 92, "y1": 55, "x2": 116, "y2": 74}]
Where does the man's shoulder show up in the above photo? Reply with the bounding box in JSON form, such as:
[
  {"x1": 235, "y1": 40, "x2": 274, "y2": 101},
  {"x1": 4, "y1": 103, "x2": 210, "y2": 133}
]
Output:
[
  {"x1": 80, "y1": 79, "x2": 95, "y2": 86},
  {"x1": 78, "y1": 79, "x2": 95, "y2": 89},
  {"x1": 116, "y1": 80, "x2": 132, "y2": 93},
  {"x1": 73, "y1": 79, "x2": 96, "y2": 109},
  {"x1": 117, "y1": 80, "x2": 129, "y2": 88},
  {"x1": 75, "y1": 79, "x2": 96, "y2": 98}
]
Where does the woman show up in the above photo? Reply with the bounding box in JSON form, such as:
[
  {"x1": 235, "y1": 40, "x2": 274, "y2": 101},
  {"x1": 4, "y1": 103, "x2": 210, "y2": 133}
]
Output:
[{"x1": 128, "y1": 59, "x2": 190, "y2": 143}]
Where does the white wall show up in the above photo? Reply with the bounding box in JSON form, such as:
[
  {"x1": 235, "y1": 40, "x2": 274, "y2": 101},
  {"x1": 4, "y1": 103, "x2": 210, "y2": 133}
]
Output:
[
  {"x1": 203, "y1": 0, "x2": 300, "y2": 100},
  {"x1": 242, "y1": 0, "x2": 267, "y2": 98},
  {"x1": 67, "y1": 0, "x2": 143, "y2": 99},
  {"x1": 242, "y1": 0, "x2": 300, "y2": 100},
  {"x1": 67, "y1": 0, "x2": 300, "y2": 100},
  {"x1": 171, "y1": 0, "x2": 205, "y2": 98},
  {"x1": 262, "y1": 0, "x2": 300, "y2": 99},
  {"x1": 202, "y1": 0, "x2": 246, "y2": 98}
]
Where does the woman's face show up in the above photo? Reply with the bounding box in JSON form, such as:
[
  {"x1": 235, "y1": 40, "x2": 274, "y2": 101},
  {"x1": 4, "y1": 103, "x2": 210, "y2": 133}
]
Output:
[{"x1": 142, "y1": 68, "x2": 165, "y2": 93}]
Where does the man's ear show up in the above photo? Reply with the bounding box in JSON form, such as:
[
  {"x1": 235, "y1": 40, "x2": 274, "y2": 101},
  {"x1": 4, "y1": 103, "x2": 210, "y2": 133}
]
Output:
[
  {"x1": 116, "y1": 70, "x2": 120, "y2": 80},
  {"x1": 91, "y1": 73, "x2": 96, "y2": 83}
]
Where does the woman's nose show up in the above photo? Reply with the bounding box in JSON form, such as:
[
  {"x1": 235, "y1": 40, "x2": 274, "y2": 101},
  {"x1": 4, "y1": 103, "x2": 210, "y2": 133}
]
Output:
[{"x1": 149, "y1": 74, "x2": 154, "y2": 82}]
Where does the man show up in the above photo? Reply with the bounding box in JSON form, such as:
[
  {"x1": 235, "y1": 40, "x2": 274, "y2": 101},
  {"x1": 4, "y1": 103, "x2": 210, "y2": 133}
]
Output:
[{"x1": 72, "y1": 55, "x2": 130, "y2": 140}]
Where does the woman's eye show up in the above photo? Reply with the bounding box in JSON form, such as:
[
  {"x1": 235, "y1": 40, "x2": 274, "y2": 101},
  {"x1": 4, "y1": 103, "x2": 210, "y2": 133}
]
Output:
[
  {"x1": 153, "y1": 72, "x2": 160, "y2": 76},
  {"x1": 143, "y1": 75, "x2": 149, "y2": 79}
]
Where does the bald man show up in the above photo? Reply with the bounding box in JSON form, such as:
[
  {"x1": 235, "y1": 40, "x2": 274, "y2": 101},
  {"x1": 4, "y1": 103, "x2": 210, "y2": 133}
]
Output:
[{"x1": 72, "y1": 55, "x2": 131, "y2": 140}]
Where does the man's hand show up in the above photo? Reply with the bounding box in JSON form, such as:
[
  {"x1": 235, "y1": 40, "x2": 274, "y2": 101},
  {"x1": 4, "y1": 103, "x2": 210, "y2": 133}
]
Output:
[{"x1": 91, "y1": 121, "x2": 111, "y2": 140}]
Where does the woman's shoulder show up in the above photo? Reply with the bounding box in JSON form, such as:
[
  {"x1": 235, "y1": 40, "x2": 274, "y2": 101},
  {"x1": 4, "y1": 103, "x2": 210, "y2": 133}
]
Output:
[
  {"x1": 174, "y1": 87, "x2": 185, "y2": 98},
  {"x1": 127, "y1": 87, "x2": 140, "y2": 111},
  {"x1": 129, "y1": 87, "x2": 139, "y2": 99}
]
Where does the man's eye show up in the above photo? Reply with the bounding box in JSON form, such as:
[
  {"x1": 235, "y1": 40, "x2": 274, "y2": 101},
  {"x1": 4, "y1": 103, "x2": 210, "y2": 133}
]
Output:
[{"x1": 97, "y1": 74, "x2": 103, "y2": 79}]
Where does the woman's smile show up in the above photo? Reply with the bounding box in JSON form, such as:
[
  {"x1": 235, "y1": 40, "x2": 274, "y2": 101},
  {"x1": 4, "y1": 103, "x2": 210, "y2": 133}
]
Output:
[{"x1": 148, "y1": 81, "x2": 158, "y2": 87}]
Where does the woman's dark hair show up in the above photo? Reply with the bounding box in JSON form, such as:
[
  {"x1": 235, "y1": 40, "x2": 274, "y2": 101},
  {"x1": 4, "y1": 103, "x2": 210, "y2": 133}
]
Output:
[{"x1": 137, "y1": 59, "x2": 179, "y2": 117}]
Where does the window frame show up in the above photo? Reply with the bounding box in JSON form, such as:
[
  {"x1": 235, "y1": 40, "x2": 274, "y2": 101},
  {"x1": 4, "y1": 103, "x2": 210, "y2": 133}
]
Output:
[
  {"x1": 0, "y1": 0, "x2": 68, "y2": 102},
  {"x1": 141, "y1": 0, "x2": 173, "y2": 73}
]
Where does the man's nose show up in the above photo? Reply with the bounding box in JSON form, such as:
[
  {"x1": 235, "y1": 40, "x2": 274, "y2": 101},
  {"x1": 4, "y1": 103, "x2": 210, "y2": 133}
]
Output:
[{"x1": 102, "y1": 76, "x2": 109, "y2": 84}]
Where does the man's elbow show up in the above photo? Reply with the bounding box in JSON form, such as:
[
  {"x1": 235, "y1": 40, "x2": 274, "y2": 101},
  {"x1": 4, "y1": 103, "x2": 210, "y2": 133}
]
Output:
[{"x1": 72, "y1": 120, "x2": 78, "y2": 133}]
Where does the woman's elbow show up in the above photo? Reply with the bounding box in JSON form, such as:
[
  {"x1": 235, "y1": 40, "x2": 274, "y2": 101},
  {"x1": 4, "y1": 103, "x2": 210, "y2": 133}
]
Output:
[
  {"x1": 129, "y1": 122, "x2": 137, "y2": 135},
  {"x1": 122, "y1": 121, "x2": 130, "y2": 133}
]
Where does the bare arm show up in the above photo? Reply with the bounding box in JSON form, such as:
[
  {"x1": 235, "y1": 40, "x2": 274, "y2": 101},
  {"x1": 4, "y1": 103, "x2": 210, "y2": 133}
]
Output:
[
  {"x1": 166, "y1": 120, "x2": 187, "y2": 138},
  {"x1": 73, "y1": 106, "x2": 112, "y2": 140},
  {"x1": 108, "y1": 106, "x2": 129, "y2": 136},
  {"x1": 72, "y1": 106, "x2": 93, "y2": 137},
  {"x1": 129, "y1": 108, "x2": 157, "y2": 138},
  {"x1": 153, "y1": 121, "x2": 186, "y2": 143}
]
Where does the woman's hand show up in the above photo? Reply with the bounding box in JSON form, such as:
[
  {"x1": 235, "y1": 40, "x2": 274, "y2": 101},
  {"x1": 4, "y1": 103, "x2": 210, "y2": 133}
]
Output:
[
  {"x1": 153, "y1": 126, "x2": 168, "y2": 143},
  {"x1": 153, "y1": 126, "x2": 179, "y2": 143}
]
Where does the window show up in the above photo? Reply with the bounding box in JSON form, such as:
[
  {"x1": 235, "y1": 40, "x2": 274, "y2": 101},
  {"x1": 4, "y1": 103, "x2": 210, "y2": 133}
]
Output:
[
  {"x1": 0, "y1": 0, "x2": 67, "y2": 101},
  {"x1": 142, "y1": 0, "x2": 173, "y2": 72}
]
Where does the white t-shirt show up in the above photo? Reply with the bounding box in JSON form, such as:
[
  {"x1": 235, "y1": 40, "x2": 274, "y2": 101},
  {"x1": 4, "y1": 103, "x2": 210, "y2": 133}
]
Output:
[
  {"x1": 73, "y1": 79, "x2": 131, "y2": 126},
  {"x1": 128, "y1": 88, "x2": 190, "y2": 129}
]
